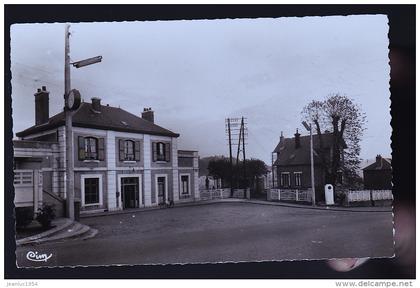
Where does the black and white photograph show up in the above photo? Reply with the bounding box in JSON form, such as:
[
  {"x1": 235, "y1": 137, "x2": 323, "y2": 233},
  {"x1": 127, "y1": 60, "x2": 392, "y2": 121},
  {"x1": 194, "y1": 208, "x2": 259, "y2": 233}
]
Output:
[{"x1": 5, "y1": 5, "x2": 414, "y2": 278}]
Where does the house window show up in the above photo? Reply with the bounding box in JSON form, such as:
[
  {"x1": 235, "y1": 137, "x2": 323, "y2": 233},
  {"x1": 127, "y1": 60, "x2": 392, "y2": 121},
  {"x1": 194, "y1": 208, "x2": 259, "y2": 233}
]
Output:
[
  {"x1": 281, "y1": 172, "x2": 290, "y2": 187},
  {"x1": 124, "y1": 140, "x2": 135, "y2": 161},
  {"x1": 153, "y1": 142, "x2": 170, "y2": 162},
  {"x1": 78, "y1": 136, "x2": 105, "y2": 161},
  {"x1": 85, "y1": 137, "x2": 98, "y2": 160},
  {"x1": 119, "y1": 139, "x2": 140, "y2": 161},
  {"x1": 81, "y1": 175, "x2": 103, "y2": 206},
  {"x1": 180, "y1": 175, "x2": 190, "y2": 195},
  {"x1": 157, "y1": 142, "x2": 165, "y2": 161},
  {"x1": 294, "y1": 172, "x2": 302, "y2": 187}
]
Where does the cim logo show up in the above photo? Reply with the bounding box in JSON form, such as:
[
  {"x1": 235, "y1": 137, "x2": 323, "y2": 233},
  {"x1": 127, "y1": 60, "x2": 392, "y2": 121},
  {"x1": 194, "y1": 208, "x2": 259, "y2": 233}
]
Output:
[{"x1": 26, "y1": 251, "x2": 52, "y2": 262}]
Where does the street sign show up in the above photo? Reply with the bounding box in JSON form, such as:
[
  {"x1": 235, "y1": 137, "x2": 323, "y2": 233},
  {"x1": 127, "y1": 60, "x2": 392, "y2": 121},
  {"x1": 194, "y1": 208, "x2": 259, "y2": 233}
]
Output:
[{"x1": 72, "y1": 56, "x2": 102, "y2": 68}]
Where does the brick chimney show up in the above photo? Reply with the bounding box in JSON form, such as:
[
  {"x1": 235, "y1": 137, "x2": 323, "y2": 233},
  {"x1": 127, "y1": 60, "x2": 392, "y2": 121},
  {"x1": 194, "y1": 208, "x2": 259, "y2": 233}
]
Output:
[
  {"x1": 142, "y1": 107, "x2": 154, "y2": 123},
  {"x1": 279, "y1": 131, "x2": 285, "y2": 145},
  {"x1": 294, "y1": 129, "x2": 301, "y2": 149},
  {"x1": 91, "y1": 97, "x2": 101, "y2": 112},
  {"x1": 34, "y1": 86, "x2": 49, "y2": 125}
]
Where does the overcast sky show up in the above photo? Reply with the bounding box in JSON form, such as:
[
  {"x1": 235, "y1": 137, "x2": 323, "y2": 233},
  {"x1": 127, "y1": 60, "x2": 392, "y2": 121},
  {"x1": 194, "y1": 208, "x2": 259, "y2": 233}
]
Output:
[{"x1": 11, "y1": 15, "x2": 391, "y2": 165}]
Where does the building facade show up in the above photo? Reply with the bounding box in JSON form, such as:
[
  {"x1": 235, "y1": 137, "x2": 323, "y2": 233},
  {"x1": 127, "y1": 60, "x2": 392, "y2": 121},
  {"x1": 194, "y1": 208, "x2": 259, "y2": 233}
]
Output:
[
  {"x1": 363, "y1": 155, "x2": 392, "y2": 190},
  {"x1": 15, "y1": 86, "x2": 199, "y2": 215},
  {"x1": 272, "y1": 130, "x2": 346, "y2": 200}
]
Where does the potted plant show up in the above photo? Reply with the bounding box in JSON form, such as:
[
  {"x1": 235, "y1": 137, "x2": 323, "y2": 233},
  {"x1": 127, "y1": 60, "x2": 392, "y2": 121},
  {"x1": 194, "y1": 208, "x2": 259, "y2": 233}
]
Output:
[{"x1": 36, "y1": 204, "x2": 56, "y2": 229}]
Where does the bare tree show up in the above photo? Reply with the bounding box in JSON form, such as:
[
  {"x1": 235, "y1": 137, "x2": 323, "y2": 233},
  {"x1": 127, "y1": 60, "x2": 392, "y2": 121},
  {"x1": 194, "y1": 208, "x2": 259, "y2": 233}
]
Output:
[{"x1": 302, "y1": 94, "x2": 366, "y2": 186}]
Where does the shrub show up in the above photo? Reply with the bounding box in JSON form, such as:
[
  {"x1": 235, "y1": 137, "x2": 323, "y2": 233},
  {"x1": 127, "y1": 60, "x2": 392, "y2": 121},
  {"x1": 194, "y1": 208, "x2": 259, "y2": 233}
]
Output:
[
  {"x1": 36, "y1": 204, "x2": 56, "y2": 228},
  {"x1": 15, "y1": 207, "x2": 34, "y2": 228}
]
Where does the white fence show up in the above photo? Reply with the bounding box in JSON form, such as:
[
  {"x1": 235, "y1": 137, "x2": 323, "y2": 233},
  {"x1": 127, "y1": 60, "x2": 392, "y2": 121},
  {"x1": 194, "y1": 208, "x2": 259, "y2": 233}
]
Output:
[
  {"x1": 269, "y1": 189, "x2": 312, "y2": 202},
  {"x1": 14, "y1": 170, "x2": 43, "y2": 213},
  {"x1": 199, "y1": 189, "x2": 230, "y2": 201},
  {"x1": 346, "y1": 190, "x2": 393, "y2": 203}
]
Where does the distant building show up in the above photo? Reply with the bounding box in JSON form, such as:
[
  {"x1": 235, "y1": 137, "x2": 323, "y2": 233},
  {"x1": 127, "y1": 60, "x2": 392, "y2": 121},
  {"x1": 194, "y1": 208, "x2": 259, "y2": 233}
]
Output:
[
  {"x1": 272, "y1": 130, "x2": 346, "y2": 200},
  {"x1": 14, "y1": 86, "x2": 199, "y2": 216},
  {"x1": 363, "y1": 155, "x2": 392, "y2": 190}
]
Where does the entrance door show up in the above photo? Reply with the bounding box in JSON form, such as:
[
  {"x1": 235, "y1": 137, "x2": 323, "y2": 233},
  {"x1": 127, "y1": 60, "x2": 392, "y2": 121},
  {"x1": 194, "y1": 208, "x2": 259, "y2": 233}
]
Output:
[
  {"x1": 122, "y1": 177, "x2": 139, "y2": 209},
  {"x1": 157, "y1": 176, "x2": 166, "y2": 204}
]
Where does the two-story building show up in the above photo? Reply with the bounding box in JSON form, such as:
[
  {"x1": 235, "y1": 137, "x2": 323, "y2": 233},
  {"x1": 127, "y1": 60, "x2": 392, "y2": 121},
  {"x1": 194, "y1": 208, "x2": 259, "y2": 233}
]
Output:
[
  {"x1": 14, "y1": 86, "x2": 199, "y2": 215},
  {"x1": 272, "y1": 130, "x2": 346, "y2": 201}
]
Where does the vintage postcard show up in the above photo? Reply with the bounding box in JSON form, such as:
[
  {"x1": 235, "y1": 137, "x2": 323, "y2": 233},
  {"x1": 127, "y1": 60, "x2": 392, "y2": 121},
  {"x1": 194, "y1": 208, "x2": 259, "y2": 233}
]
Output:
[{"x1": 11, "y1": 15, "x2": 393, "y2": 268}]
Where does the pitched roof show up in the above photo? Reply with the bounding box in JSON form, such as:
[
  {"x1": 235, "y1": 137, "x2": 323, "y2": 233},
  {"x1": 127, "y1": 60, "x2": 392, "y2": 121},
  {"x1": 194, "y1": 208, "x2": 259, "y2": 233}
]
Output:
[
  {"x1": 16, "y1": 102, "x2": 179, "y2": 138},
  {"x1": 273, "y1": 133, "x2": 344, "y2": 166},
  {"x1": 363, "y1": 156, "x2": 392, "y2": 171}
]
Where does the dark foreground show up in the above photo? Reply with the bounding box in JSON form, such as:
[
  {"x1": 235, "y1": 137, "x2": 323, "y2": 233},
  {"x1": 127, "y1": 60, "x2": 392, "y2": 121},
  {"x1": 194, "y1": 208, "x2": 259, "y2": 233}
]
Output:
[{"x1": 16, "y1": 202, "x2": 394, "y2": 267}]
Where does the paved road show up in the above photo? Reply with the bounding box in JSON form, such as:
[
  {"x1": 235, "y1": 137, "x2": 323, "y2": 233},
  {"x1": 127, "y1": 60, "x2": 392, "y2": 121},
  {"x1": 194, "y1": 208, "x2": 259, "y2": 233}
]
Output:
[{"x1": 16, "y1": 202, "x2": 394, "y2": 267}]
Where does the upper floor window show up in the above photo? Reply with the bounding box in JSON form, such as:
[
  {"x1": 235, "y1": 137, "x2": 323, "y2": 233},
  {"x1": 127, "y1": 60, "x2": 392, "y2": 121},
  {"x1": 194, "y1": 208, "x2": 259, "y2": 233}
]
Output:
[
  {"x1": 85, "y1": 137, "x2": 98, "y2": 160},
  {"x1": 119, "y1": 139, "x2": 140, "y2": 161},
  {"x1": 153, "y1": 142, "x2": 170, "y2": 162},
  {"x1": 78, "y1": 136, "x2": 105, "y2": 161},
  {"x1": 124, "y1": 140, "x2": 134, "y2": 161}
]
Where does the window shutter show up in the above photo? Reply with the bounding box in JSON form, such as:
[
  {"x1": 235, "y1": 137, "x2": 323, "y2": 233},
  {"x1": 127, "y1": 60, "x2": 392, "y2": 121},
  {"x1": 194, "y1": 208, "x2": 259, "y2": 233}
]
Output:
[
  {"x1": 119, "y1": 139, "x2": 125, "y2": 161},
  {"x1": 152, "y1": 142, "x2": 157, "y2": 162},
  {"x1": 135, "y1": 141, "x2": 141, "y2": 161},
  {"x1": 165, "y1": 143, "x2": 171, "y2": 162},
  {"x1": 98, "y1": 138, "x2": 105, "y2": 161},
  {"x1": 78, "y1": 136, "x2": 85, "y2": 160}
]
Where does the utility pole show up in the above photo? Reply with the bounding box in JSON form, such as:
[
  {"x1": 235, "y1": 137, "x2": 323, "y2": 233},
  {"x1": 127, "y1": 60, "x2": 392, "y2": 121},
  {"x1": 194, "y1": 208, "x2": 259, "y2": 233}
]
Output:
[
  {"x1": 241, "y1": 117, "x2": 246, "y2": 191},
  {"x1": 302, "y1": 121, "x2": 316, "y2": 206},
  {"x1": 309, "y1": 123, "x2": 316, "y2": 206},
  {"x1": 227, "y1": 118, "x2": 233, "y2": 197},
  {"x1": 64, "y1": 24, "x2": 75, "y2": 220}
]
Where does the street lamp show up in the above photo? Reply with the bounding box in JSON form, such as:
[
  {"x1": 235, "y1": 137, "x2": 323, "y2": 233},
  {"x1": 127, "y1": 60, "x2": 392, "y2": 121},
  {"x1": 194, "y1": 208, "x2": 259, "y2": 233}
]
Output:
[
  {"x1": 64, "y1": 24, "x2": 102, "y2": 220},
  {"x1": 302, "y1": 121, "x2": 316, "y2": 206}
]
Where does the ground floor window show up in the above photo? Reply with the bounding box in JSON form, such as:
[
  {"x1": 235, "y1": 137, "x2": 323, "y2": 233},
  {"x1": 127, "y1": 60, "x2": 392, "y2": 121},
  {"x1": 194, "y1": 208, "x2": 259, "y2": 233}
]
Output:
[
  {"x1": 81, "y1": 175, "x2": 103, "y2": 206},
  {"x1": 294, "y1": 172, "x2": 302, "y2": 187},
  {"x1": 281, "y1": 172, "x2": 290, "y2": 187},
  {"x1": 180, "y1": 174, "x2": 190, "y2": 196}
]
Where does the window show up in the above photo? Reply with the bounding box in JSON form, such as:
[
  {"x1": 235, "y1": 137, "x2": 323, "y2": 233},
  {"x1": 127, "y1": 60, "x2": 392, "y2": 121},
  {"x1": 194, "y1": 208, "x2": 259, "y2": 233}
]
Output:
[
  {"x1": 81, "y1": 175, "x2": 103, "y2": 206},
  {"x1": 85, "y1": 137, "x2": 98, "y2": 160},
  {"x1": 294, "y1": 172, "x2": 302, "y2": 187},
  {"x1": 119, "y1": 139, "x2": 140, "y2": 161},
  {"x1": 152, "y1": 142, "x2": 170, "y2": 162},
  {"x1": 78, "y1": 136, "x2": 105, "y2": 161},
  {"x1": 280, "y1": 172, "x2": 290, "y2": 187},
  {"x1": 124, "y1": 140, "x2": 134, "y2": 161},
  {"x1": 180, "y1": 175, "x2": 190, "y2": 195},
  {"x1": 157, "y1": 142, "x2": 165, "y2": 161}
]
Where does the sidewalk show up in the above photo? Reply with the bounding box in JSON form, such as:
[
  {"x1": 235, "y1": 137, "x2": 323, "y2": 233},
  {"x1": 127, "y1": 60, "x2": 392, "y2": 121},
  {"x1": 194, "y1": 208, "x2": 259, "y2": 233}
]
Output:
[{"x1": 81, "y1": 197, "x2": 392, "y2": 218}]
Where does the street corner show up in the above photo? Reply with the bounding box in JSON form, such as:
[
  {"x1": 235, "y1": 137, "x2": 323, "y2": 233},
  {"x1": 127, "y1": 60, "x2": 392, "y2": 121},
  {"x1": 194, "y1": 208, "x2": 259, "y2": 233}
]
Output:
[{"x1": 16, "y1": 246, "x2": 60, "y2": 268}]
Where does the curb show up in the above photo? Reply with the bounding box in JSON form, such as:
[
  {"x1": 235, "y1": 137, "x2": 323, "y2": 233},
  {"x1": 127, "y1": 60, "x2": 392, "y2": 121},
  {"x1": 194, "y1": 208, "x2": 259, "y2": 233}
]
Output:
[
  {"x1": 81, "y1": 198, "x2": 391, "y2": 218},
  {"x1": 16, "y1": 220, "x2": 97, "y2": 246},
  {"x1": 16, "y1": 218, "x2": 73, "y2": 246}
]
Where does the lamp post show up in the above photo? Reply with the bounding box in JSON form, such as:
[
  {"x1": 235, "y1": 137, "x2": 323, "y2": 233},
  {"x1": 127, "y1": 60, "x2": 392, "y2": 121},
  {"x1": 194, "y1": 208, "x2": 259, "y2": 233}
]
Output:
[
  {"x1": 302, "y1": 121, "x2": 316, "y2": 206},
  {"x1": 64, "y1": 24, "x2": 102, "y2": 220}
]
